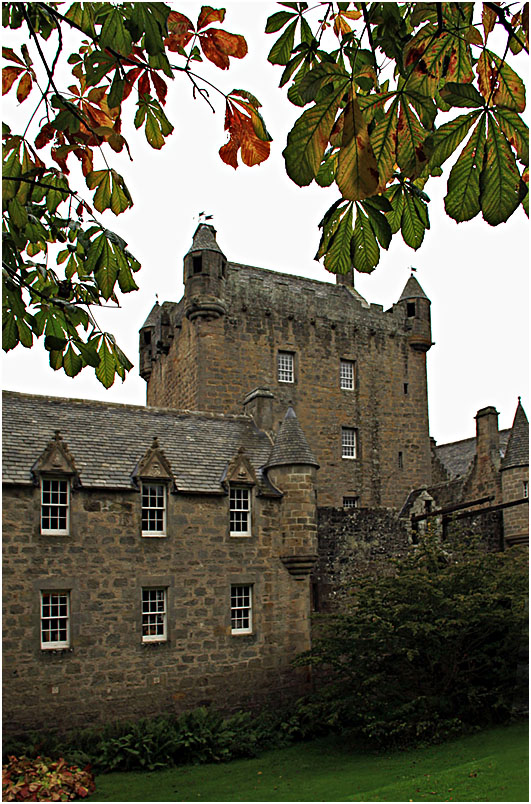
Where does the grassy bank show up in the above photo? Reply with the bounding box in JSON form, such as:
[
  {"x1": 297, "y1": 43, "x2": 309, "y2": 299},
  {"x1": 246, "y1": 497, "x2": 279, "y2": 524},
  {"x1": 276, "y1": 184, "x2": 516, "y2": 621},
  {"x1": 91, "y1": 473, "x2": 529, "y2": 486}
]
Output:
[{"x1": 90, "y1": 720, "x2": 528, "y2": 802}]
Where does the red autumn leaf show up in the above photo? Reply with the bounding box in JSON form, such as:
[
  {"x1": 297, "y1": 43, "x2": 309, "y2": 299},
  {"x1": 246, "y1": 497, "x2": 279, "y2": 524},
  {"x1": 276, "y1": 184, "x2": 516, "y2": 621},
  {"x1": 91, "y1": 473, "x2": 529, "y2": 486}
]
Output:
[
  {"x1": 51, "y1": 145, "x2": 72, "y2": 174},
  {"x1": 138, "y1": 71, "x2": 150, "y2": 97},
  {"x1": 165, "y1": 11, "x2": 194, "y2": 50},
  {"x1": 2, "y1": 65, "x2": 23, "y2": 95},
  {"x1": 16, "y1": 71, "x2": 32, "y2": 102},
  {"x1": 197, "y1": 6, "x2": 225, "y2": 30},
  {"x1": 35, "y1": 123, "x2": 55, "y2": 150},
  {"x1": 2, "y1": 46, "x2": 25, "y2": 66},
  {"x1": 220, "y1": 101, "x2": 270, "y2": 168},
  {"x1": 122, "y1": 66, "x2": 142, "y2": 100},
  {"x1": 151, "y1": 72, "x2": 167, "y2": 105},
  {"x1": 73, "y1": 146, "x2": 94, "y2": 176},
  {"x1": 200, "y1": 29, "x2": 248, "y2": 69}
]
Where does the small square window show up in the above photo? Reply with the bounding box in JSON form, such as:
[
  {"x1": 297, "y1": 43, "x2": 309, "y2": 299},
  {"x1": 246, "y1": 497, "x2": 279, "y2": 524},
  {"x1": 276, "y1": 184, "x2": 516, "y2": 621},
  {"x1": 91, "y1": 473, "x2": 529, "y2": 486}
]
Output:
[
  {"x1": 231, "y1": 585, "x2": 252, "y2": 634},
  {"x1": 523, "y1": 480, "x2": 528, "y2": 499},
  {"x1": 41, "y1": 591, "x2": 70, "y2": 649},
  {"x1": 343, "y1": 496, "x2": 359, "y2": 509},
  {"x1": 142, "y1": 483, "x2": 166, "y2": 536},
  {"x1": 340, "y1": 360, "x2": 355, "y2": 390},
  {"x1": 142, "y1": 588, "x2": 167, "y2": 642},
  {"x1": 278, "y1": 352, "x2": 294, "y2": 383},
  {"x1": 341, "y1": 427, "x2": 357, "y2": 459},
  {"x1": 230, "y1": 487, "x2": 251, "y2": 536},
  {"x1": 41, "y1": 478, "x2": 69, "y2": 534}
]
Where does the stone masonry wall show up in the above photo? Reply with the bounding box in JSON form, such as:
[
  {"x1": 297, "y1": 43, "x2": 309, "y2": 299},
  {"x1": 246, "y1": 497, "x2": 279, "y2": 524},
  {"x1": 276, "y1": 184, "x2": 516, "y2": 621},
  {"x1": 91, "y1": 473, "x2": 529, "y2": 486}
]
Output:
[
  {"x1": 502, "y1": 466, "x2": 529, "y2": 544},
  {"x1": 3, "y1": 483, "x2": 312, "y2": 736},
  {"x1": 145, "y1": 266, "x2": 432, "y2": 510}
]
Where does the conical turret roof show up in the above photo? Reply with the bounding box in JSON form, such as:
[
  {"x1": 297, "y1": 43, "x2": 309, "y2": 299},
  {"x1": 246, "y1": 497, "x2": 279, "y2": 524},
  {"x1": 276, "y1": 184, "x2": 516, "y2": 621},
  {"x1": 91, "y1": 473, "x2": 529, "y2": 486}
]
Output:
[
  {"x1": 186, "y1": 223, "x2": 225, "y2": 256},
  {"x1": 140, "y1": 301, "x2": 160, "y2": 329},
  {"x1": 398, "y1": 274, "x2": 429, "y2": 302},
  {"x1": 266, "y1": 407, "x2": 319, "y2": 469},
  {"x1": 501, "y1": 399, "x2": 529, "y2": 469}
]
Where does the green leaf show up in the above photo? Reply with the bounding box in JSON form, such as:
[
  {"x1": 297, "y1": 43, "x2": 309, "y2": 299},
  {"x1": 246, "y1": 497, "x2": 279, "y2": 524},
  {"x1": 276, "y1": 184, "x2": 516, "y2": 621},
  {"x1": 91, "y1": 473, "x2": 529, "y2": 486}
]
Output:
[
  {"x1": 480, "y1": 116, "x2": 521, "y2": 226},
  {"x1": 445, "y1": 116, "x2": 486, "y2": 222},
  {"x1": 94, "y1": 237, "x2": 118, "y2": 300},
  {"x1": 316, "y1": 150, "x2": 337, "y2": 187},
  {"x1": 299, "y1": 62, "x2": 349, "y2": 104},
  {"x1": 424, "y1": 110, "x2": 481, "y2": 174},
  {"x1": 362, "y1": 204, "x2": 392, "y2": 250},
  {"x1": 96, "y1": 338, "x2": 117, "y2": 388},
  {"x1": 265, "y1": 10, "x2": 297, "y2": 34},
  {"x1": 439, "y1": 82, "x2": 484, "y2": 108},
  {"x1": 267, "y1": 19, "x2": 297, "y2": 65},
  {"x1": 350, "y1": 207, "x2": 380, "y2": 273},
  {"x1": 283, "y1": 78, "x2": 350, "y2": 186},
  {"x1": 369, "y1": 97, "x2": 399, "y2": 188},
  {"x1": 130, "y1": 3, "x2": 167, "y2": 56},
  {"x1": 2, "y1": 315, "x2": 18, "y2": 350},
  {"x1": 77, "y1": 340, "x2": 100, "y2": 368},
  {"x1": 65, "y1": 2, "x2": 96, "y2": 37},
  {"x1": 63, "y1": 344, "x2": 83, "y2": 377},
  {"x1": 493, "y1": 108, "x2": 529, "y2": 166},
  {"x1": 401, "y1": 190, "x2": 426, "y2": 249},
  {"x1": 396, "y1": 100, "x2": 429, "y2": 178},
  {"x1": 44, "y1": 334, "x2": 68, "y2": 351},
  {"x1": 384, "y1": 185, "x2": 404, "y2": 234},
  {"x1": 323, "y1": 203, "x2": 353, "y2": 274},
  {"x1": 100, "y1": 7, "x2": 133, "y2": 56}
]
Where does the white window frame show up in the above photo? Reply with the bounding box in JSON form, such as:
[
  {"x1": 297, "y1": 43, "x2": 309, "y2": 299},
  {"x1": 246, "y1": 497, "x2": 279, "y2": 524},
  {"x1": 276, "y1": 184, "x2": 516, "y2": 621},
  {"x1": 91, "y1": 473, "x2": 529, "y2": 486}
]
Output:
[
  {"x1": 343, "y1": 496, "x2": 359, "y2": 509},
  {"x1": 523, "y1": 480, "x2": 528, "y2": 498},
  {"x1": 40, "y1": 591, "x2": 70, "y2": 649},
  {"x1": 41, "y1": 477, "x2": 70, "y2": 535},
  {"x1": 341, "y1": 427, "x2": 358, "y2": 459},
  {"x1": 141, "y1": 588, "x2": 167, "y2": 643},
  {"x1": 229, "y1": 486, "x2": 251, "y2": 536},
  {"x1": 231, "y1": 585, "x2": 253, "y2": 634},
  {"x1": 340, "y1": 359, "x2": 355, "y2": 390},
  {"x1": 141, "y1": 483, "x2": 167, "y2": 536},
  {"x1": 277, "y1": 351, "x2": 294, "y2": 383}
]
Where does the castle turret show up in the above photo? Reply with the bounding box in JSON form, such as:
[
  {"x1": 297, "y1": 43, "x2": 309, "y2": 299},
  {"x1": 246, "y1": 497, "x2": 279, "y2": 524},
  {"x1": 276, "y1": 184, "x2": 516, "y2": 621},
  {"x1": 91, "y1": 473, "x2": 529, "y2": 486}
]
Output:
[
  {"x1": 139, "y1": 302, "x2": 159, "y2": 382},
  {"x1": 183, "y1": 223, "x2": 227, "y2": 321},
  {"x1": 397, "y1": 274, "x2": 432, "y2": 352},
  {"x1": 500, "y1": 399, "x2": 529, "y2": 546},
  {"x1": 265, "y1": 407, "x2": 319, "y2": 580}
]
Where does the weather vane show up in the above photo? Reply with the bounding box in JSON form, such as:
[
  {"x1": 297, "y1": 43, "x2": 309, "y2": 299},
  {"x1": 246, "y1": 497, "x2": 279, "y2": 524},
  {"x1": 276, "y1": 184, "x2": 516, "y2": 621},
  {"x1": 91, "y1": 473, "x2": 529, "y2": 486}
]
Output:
[{"x1": 197, "y1": 211, "x2": 214, "y2": 223}]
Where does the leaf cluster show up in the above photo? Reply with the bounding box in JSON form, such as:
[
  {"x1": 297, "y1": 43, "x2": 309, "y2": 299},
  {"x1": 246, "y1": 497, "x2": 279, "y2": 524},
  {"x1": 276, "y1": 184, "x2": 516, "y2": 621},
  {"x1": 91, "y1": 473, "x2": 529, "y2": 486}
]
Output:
[
  {"x1": 2, "y1": 755, "x2": 95, "y2": 801},
  {"x1": 3, "y1": 2, "x2": 269, "y2": 386},
  {"x1": 266, "y1": 1, "x2": 529, "y2": 274}
]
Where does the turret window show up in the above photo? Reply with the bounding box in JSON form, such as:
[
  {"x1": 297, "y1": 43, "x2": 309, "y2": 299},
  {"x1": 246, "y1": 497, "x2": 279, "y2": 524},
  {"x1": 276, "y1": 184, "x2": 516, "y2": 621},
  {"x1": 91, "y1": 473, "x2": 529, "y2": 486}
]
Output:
[
  {"x1": 192, "y1": 255, "x2": 203, "y2": 274},
  {"x1": 407, "y1": 302, "x2": 416, "y2": 317}
]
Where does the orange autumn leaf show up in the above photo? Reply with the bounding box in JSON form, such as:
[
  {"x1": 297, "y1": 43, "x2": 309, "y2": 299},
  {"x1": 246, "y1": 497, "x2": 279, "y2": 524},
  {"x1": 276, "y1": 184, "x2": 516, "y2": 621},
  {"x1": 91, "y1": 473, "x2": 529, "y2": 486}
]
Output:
[
  {"x1": 197, "y1": 6, "x2": 225, "y2": 30},
  {"x1": 16, "y1": 71, "x2": 32, "y2": 102},
  {"x1": 2, "y1": 65, "x2": 23, "y2": 95},
  {"x1": 165, "y1": 11, "x2": 194, "y2": 50},
  {"x1": 220, "y1": 101, "x2": 269, "y2": 168},
  {"x1": 200, "y1": 29, "x2": 247, "y2": 69}
]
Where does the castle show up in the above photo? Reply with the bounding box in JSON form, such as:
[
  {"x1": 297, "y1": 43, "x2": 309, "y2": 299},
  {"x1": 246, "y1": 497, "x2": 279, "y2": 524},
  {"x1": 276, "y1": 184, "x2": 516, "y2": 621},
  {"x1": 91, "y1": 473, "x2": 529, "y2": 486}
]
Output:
[{"x1": 2, "y1": 224, "x2": 528, "y2": 736}]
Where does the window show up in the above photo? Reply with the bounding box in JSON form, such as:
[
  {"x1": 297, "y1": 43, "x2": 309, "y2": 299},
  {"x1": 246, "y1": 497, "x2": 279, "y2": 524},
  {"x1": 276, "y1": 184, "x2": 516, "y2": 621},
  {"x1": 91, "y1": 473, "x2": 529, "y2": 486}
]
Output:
[
  {"x1": 343, "y1": 496, "x2": 359, "y2": 509},
  {"x1": 341, "y1": 427, "x2": 357, "y2": 459},
  {"x1": 192, "y1": 255, "x2": 202, "y2": 274},
  {"x1": 41, "y1": 591, "x2": 70, "y2": 649},
  {"x1": 142, "y1": 588, "x2": 167, "y2": 642},
  {"x1": 142, "y1": 483, "x2": 166, "y2": 536},
  {"x1": 229, "y1": 487, "x2": 251, "y2": 536},
  {"x1": 398, "y1": 451, "x2": 404, "y2": 469},
  {"x1": 523, "y1": 480, "x2": 529, "y2": 498},
  {"x1": 340, "y1": 359, "x2": 355, "y2": 390},
  {"x1": 404, "y1": 382, "x2": 409, "y2": 395},
  {"x1": 277, "y1": 351, "x2": 294, "y2": 383},
  {"x1": 407, "y1": 302, "x2": 416, "y2": 317},
  {"x1": 41, "y1": 478, "x2": 69, "y2": 534},
  {"x1": 231, "y1": 585, "x2": 252, "y2": 634}
]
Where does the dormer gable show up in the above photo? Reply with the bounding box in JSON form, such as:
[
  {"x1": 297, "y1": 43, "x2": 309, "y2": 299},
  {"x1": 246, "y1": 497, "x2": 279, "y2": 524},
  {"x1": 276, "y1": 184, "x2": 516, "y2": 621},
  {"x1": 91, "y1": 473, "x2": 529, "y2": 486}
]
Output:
[
  {"x1": 225, "y1": 447, "x2": 257, "y2": 487},
  {"x1": 132, "y1": 437, "x2": 174, "y2": 483},
  {"x1": 31, "y1": 431, "x2": 79, "y2": 486}
]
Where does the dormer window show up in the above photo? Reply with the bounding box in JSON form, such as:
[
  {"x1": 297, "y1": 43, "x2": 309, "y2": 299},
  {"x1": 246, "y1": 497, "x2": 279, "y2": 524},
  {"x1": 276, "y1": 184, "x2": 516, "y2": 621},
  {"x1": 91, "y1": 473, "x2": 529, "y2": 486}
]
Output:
[
  {"x1": 141, "y1": 483, "x2": 166, "y2": 536},
  {"x1": 229, "y1": 486, "x2": 251, "y2": 536},
  {"x1": 41, "y1": 477, "x2": 69, "y2": 535}
]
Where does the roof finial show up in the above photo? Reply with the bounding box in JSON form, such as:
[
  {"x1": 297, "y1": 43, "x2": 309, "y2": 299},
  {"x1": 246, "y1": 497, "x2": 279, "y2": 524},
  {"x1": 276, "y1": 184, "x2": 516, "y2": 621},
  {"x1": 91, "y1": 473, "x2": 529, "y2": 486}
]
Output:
[{"x1": 197, "y1": 211, "x2": 214, "y2": 224}]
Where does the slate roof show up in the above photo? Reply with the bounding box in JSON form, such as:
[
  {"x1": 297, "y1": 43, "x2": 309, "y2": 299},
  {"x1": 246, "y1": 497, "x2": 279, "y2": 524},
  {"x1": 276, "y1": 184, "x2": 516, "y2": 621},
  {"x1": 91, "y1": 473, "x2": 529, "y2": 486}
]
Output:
[
  {"x1": 186, "y1": 223, "x2": 225, "y2": 256},
  {"x1": 2, "y1": 391, "x2": 273, "y2": 493},
  {"x1": 266, "y1": 407, "x2": 319, "y2": 469},
  {"x1": 398, "y1": 274, "x2": 430, "y2": 302},
  {"x1": 435, "y1": 429, "x2": 511, "y2": 478},
  {"x1": 501, "y1": 400, "x2": 529, "y2": 470}
]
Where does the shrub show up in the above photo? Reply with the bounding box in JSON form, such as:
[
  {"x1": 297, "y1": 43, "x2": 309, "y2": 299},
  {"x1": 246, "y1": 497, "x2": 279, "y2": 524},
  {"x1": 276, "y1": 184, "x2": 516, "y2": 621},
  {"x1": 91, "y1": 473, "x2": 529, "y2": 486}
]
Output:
[
  {"x1": 2, "y1": 755, "x2": 95, "y2": 801},
  {"x1": 297, "y1": 534, "x2": 528, "y2": 748}
]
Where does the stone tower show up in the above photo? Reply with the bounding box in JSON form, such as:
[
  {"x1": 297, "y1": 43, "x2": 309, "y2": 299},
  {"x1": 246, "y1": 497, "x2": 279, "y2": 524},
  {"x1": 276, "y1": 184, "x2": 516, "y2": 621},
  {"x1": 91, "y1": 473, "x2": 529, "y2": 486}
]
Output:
[{"x1": 140, "y1": 227, "x2": 434, "y2": 510}]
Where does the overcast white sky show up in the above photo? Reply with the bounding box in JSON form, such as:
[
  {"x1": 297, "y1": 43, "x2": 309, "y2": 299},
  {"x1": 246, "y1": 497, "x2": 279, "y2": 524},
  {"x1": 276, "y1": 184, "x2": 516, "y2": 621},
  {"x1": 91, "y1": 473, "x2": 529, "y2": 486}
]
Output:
[{"x1": 2, "y1": 2, "x2": 529, "y2": 444}]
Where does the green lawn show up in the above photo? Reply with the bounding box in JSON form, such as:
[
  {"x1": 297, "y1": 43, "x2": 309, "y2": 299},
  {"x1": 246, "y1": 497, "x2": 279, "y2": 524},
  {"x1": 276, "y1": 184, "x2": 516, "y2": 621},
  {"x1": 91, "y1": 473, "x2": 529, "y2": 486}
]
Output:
[{"x1": 90, "y1": 720, "x2": 528, "y2": 802}]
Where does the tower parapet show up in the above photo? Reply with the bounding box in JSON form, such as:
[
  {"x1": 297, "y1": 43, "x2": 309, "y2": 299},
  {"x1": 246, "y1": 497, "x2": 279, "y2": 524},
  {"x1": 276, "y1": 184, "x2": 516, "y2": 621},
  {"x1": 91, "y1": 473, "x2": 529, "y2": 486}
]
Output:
[{"x1": 183, "y1": 223, "x2": 227, "y2": 321}]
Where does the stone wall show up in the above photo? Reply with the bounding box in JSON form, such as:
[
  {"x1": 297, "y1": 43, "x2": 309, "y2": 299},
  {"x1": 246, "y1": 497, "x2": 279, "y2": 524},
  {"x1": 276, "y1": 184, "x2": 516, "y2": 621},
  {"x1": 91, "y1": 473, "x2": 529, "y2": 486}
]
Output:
[
  {"x1": 2, "y1": 483, "x2": 313, "y2": 736},
  {"x1": 501, "y1": 467, "x2": 529, "y2": 545},
  {"x1": 312, "y1": 507, "x2": 411, "y2": 611},
  {"x1": 144, "y1": 264, "x2": 433, "y2": 511}
]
